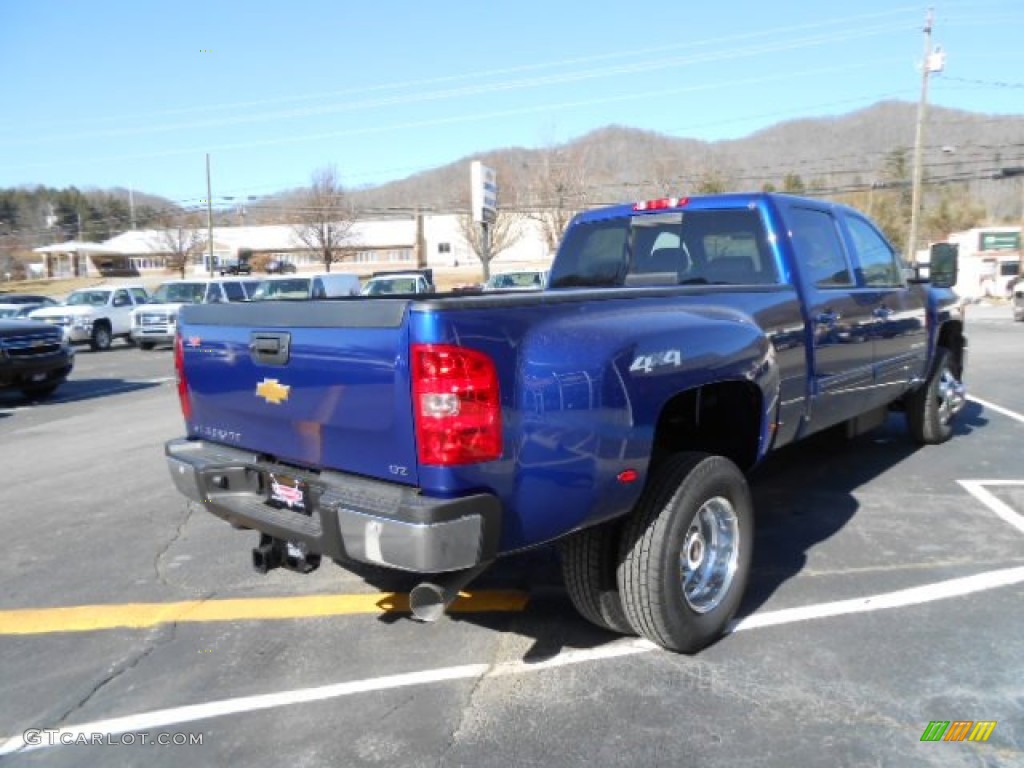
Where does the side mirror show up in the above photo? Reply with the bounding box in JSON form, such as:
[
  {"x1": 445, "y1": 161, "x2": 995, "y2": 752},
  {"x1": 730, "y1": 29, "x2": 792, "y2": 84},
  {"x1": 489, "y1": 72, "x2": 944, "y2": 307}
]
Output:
[{"x1": 929, "y1": 243, "x2": 959, "y2": 288}]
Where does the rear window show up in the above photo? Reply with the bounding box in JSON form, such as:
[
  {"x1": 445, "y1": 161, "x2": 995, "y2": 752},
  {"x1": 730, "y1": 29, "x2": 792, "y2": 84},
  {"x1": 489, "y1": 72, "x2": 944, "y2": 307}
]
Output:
[
  {"x1": 549, "y1": 208, "x2": 778, "y2": 288},
  {"x1": 221, "y1": 281, "x2": 246, "y2": 301}
]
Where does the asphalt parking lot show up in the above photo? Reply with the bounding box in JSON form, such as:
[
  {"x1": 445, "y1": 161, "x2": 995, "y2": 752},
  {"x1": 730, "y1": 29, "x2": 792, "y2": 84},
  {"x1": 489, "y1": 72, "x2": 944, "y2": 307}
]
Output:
[{"x1": 1, "y1": 308, "x2": 1021, "y2": 767}]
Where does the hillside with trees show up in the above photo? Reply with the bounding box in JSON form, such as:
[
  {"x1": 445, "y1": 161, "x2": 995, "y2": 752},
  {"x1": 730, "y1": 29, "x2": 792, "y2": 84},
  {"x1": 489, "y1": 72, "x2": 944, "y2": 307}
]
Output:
[{"x1": 2, "y1": 100, "x2": 1020, "y2": 278}]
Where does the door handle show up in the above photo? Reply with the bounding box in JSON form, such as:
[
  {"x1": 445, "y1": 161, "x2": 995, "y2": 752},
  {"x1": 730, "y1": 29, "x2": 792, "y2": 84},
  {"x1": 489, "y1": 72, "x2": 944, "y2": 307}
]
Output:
[{"x1": 250, "y1": 332, "x2": 291, "y2": 365}]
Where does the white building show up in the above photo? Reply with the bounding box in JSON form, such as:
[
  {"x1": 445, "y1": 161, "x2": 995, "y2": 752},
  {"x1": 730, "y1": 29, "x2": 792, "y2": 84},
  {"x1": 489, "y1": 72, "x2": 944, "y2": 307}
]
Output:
[
  {"x1": 34, "y1": 214, "x2": 553, "y2": 279},
  {"x1": 942, "y1": 226, "x2": 1022, "y2": 300}
]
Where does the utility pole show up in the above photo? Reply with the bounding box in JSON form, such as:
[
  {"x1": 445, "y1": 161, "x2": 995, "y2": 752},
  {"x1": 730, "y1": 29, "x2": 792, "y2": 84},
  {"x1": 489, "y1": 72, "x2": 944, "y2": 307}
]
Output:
[
  {"x1": 907, "y1": 8, "x2": 943, "y2": 264},
  {"x1": 128, "y1": 186, "x2": 137, "y2": 230},
  {"x1": 206, "y1": 153, "x2": 215, "y2": 275}
]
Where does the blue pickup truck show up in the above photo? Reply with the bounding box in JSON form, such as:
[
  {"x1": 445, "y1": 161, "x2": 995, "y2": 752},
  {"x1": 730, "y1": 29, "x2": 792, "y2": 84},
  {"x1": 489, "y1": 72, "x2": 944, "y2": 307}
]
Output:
[{"x1": 165, "y1": 193, "x2": 966, "y2": 653}]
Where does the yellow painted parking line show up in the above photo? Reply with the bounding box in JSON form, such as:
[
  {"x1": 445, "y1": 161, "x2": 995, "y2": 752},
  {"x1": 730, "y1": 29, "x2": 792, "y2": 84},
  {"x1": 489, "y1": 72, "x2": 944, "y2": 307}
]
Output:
[{"x1": 0, "y1": 591, "x2": 529, "y2": 636}]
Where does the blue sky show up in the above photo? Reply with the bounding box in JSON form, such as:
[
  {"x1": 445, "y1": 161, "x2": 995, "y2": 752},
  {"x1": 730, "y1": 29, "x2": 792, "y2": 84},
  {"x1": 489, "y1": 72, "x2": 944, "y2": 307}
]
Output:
[{"x1": 1, "y1": 0, "x2": 1021, "y2": 207}]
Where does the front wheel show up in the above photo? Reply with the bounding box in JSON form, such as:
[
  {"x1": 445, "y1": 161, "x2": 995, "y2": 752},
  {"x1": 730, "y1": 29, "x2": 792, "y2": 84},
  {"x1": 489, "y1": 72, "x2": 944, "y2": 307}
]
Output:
[
  {"x1": 906, "y1": 347, "x2": 964, "y2": 445},
  {"x1": 89, "y1": 323, "x2": 112, "y2": 351},
  {"x1": 617, "y1": 452, "x2": 753, "y2": 653}
]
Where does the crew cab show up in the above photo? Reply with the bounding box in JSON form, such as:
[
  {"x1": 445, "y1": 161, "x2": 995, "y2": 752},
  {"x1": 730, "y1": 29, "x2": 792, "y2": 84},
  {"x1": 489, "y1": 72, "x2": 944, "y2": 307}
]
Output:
[
  {"x1": 165, "y1": 193, "x2": 966, "y2": 653},
  {"x1": 131, "y1": 278, "x2": 259, "y2": 349},
  {"x1": 30, "y1": 285, "x2": 149, "y2": 350},
  {"x1": 0, "y1": 318, "x2": 74, "y2": 399}
]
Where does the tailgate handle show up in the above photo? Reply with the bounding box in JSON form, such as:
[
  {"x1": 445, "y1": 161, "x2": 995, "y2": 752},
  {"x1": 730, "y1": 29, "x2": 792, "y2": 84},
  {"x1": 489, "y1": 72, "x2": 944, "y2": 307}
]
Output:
[{"x1": 250, "y1": 332, "x2": 291, "y2": 365}]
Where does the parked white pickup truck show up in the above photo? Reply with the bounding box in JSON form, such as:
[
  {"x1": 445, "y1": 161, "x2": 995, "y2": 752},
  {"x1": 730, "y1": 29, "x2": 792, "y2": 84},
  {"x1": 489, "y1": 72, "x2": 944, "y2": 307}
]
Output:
[{"x1": 29, "y1": 285, "x2": 150, "y2": 351}]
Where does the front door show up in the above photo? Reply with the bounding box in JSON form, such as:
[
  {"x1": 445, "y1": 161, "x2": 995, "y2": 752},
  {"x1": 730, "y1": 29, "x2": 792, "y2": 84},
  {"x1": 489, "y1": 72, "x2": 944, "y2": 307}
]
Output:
[
  {"x1": 787, "y1": 205, "x2": 878, "y2": 432},
  {"x1": 840, "y1": 213, "x2": 928, "y2": 392}
]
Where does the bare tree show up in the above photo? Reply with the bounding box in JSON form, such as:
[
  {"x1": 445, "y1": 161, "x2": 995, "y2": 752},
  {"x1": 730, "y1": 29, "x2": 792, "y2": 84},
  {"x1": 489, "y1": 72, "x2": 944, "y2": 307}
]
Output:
[
  {"x1": 457, "y1": 210, "x2": 525, "y2": 281},
  {"x1": 526, "y1": 145, "x2": 590, "y2": 256},
  {"x1": 154, "y1": 214, "x2": 205, "y2": 278},
  {"x1": 291, "y1": 165, "x2": 355, "y2": 272}
]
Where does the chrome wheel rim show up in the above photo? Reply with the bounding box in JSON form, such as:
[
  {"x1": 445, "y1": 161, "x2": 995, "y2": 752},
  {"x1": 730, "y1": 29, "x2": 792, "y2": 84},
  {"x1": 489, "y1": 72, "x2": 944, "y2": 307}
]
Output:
[
  {"x1": 937, "y1": 366, "x2": 966, "y2": 425},
  {"x1": 679, "y1": 496, "x2": 739, "y2": 614}
]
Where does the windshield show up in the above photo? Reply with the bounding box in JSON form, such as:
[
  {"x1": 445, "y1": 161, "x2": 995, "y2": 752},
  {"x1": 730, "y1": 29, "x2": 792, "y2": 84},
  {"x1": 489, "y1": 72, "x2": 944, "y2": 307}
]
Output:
[
  {"x1": 150, "y1": 282, "x2": 209, "y2": 304},
  {"x1": 66, "y1": 290, "x2": 112, "y2": 306},
  {"x1": 251, "y1": 278, "x2": 311, "y2": 300},
  {"x1": 363, "y1": 278, "x2": 417, "y2": 295},
  {"x1": 0, "y1": 307, "x2": 25, "y2": 318}
]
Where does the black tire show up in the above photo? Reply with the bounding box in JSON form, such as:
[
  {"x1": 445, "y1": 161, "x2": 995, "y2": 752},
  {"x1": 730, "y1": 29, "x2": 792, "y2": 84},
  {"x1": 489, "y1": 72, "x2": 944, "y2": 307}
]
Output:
[
  {"x1": 559, "y1": 520, "x2": 633, "y2": 635},
  {"x1": 89, "y1": 322, "x2": 112, "y2": 351},
  {"x1": 906, "y1": 347, "x2": 963, "y2": 445},
  {"x1": 21, "y1": 382, "x2": 61, "y2": 400},
  {"x1": 617, "y1": 452, "x2": 753, "y2": 653},
  {"x1": 138, "y1": 341, "x2": 156, "y2": 351}
]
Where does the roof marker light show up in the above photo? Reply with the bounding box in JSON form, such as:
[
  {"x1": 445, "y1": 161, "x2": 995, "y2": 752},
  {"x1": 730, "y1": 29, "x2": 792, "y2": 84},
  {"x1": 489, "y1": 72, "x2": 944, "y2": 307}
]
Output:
[{"x1": 633, "y1": 197, "x2": 689, "y2": 211}]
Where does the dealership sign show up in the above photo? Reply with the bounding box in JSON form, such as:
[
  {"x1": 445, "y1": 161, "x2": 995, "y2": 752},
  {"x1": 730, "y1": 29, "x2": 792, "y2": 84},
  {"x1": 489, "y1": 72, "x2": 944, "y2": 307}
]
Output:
[
  {"x1": 978, "y1": 231, "x2": 1020, "y2": 251},
  {"x1": 471, "y1": 161, "x2": 498, "y2": 224}
]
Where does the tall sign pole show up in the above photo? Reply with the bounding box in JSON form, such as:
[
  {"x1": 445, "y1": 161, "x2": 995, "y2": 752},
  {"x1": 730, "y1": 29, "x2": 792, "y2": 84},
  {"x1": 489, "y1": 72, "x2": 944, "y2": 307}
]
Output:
[
  {"x1": 907, "y1": 8, "x2": 943, "y2": 263},
  {"x1": 471, "y1": 160, "x2": 498, "y2": 279},
  {"x1": 206, "y1": 153, "x2": 215, "y2": 275}
]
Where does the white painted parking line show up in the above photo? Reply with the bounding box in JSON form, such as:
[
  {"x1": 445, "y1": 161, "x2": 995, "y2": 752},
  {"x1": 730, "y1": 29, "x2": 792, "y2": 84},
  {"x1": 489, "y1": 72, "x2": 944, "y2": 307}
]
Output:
[
  {"x1": 958, "y1": 480, "x2": 1024, "y2": 535},
  {"x1": 728, "y1": 565, "x2": 1024, "y2": 632},
  {"x1": 4, "y1": 564, "x2": 1023, "y2": 755},
  {"x1": 968, "y1": 395, "x2": 1024, "y2": 426}
]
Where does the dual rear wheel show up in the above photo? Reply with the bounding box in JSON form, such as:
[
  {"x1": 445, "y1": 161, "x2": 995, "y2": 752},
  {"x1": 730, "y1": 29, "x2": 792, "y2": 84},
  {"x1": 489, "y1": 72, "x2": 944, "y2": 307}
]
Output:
[{"x1": 559, "y1": 452, "x2": 753, "y2": 654}]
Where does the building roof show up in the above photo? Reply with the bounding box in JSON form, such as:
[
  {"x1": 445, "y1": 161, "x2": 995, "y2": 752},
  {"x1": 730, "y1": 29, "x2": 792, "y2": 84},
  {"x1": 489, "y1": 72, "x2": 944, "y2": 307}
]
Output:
[
  {"x1": 33, "y1": 240, "x2": 120, "y2": 254},
  {"x1": 98, "y1": 220, "x2": 417, "y2": 256}
]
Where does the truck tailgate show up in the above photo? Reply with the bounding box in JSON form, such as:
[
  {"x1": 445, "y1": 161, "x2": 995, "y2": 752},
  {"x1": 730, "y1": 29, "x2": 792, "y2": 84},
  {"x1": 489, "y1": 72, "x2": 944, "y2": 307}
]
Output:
[{"x1": 178, "y1": 300, "x2": 418, "y2": 486}]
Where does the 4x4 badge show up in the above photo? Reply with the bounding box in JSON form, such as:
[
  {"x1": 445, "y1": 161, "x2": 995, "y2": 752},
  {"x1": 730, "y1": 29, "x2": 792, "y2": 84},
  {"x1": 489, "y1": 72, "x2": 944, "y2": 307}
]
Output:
[{"x1": 255, "y1": 378, "x2": 290, "y2": 405}]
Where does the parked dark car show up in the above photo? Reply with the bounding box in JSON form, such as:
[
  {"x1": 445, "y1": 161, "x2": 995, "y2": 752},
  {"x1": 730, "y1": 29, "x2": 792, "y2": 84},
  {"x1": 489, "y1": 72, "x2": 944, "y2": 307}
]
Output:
[
  {"x1": 0, "y1": 318, "x2": 74, "y2": 399},
  {"x1": 265, "y1": 260, "x2": 297, "y2": 274},
  {"x1": 219, "y1": 262, "x2": 253, "y2": 276}
]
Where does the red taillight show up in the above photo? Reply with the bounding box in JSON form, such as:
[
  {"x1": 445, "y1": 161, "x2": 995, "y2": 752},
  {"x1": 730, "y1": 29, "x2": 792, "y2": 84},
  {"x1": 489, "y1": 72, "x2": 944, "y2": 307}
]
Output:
[
  {"x1": 174, "y1": 332, "x2": 192, "y2": 420},
  {"x1": 633, "y1": 197, "x2": 689, "y2": 211},
  {"x1": 412, "y1": 344, "x2": 502, "y2": 466}
]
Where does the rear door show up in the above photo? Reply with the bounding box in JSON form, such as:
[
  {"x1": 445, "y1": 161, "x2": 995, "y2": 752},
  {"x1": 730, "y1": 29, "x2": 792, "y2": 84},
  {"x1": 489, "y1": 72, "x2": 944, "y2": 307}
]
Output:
[
  {"x1": 180, "y1": 300, "x2": 420, "y2": 485},
  {"x1": 785, "y1": 205, "x2": 878, "y2": 431}
]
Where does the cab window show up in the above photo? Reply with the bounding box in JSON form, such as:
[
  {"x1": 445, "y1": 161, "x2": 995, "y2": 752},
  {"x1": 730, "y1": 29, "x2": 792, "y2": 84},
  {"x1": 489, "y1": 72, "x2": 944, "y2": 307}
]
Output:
[
  {"x1": 845, "y1": 215, "x2": 903, "y2": 287},
  {"x1": 221, "y1": 282, "x2": 246, "y2": 301},
  {"x1": 788, "y1": 208, "x2": 854, "y2": 289}
]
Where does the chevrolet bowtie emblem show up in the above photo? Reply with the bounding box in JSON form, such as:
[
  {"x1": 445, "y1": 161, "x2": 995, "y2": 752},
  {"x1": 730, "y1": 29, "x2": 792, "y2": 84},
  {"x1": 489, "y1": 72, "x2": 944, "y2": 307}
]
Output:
[{"x1": 256, "y1": 378, "x2": 290, "y2": 404}]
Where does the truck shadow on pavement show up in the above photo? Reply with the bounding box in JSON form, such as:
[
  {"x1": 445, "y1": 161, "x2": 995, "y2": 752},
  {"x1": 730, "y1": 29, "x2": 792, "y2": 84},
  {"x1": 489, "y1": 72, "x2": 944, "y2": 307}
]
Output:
[
  {"x1": 349, "y1": 403, "x2": 990, "y2": 661},
  {"x1": 0, "y1": 377, "x2": 163, "y2": 408},
  {"x1": 735, "y1": 401, "x2": 987, "y2": 626}
]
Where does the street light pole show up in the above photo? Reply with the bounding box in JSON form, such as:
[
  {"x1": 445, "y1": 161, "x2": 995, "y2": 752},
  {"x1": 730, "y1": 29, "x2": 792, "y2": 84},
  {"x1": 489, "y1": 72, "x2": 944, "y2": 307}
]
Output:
[
  {"x1": 907, "y1": 8, "x2": 941, "y2": 264},
  {"x1": 206, "y1": 154, "x2": 215, "y2": 275}
]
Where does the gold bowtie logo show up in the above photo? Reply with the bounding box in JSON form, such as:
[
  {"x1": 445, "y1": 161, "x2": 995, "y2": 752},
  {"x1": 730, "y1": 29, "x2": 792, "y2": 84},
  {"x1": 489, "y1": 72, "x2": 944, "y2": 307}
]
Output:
[{"x1": 255, "y1": 378, "x2": 290, "y2": 404}]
